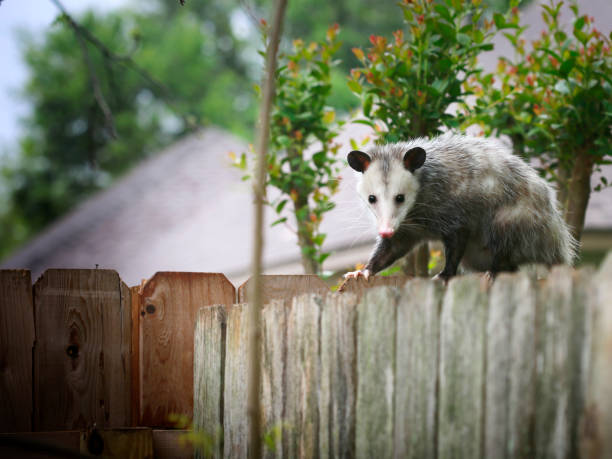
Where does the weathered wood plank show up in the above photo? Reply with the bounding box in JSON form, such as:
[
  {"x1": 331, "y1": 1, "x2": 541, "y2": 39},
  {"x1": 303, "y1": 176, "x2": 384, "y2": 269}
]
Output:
[
  {"x1": 261, "y1": 300, "x2": 288, "y2": 459},
  {"x1": 194, "y1": 304, "x2": 226, "y2": 459},
  {"x1": 224, "y1": 304, "x2": 249, "y2": 458},
  {"x1": 33, "y1": 269, "x2": 131, "y2": 431},
  {"x1": 534, "y1": 266, "x2": 590, "y2": 459},
  {"x1": 130, "y1": 285, "x2": 141, "y2": 427},
  {"x1": 339, "y1": 275, "x2": 411, "y2": 300},
  {"x1": 580, "y1": 254, "x2": 612, "y2": 458},
  {"x1": 237, "y1": 275, "x2": 328, "y2": 304},
  {"x1": 394, "y1": 279, "x2": 444, "y2": 459},
  {"x1": 285, "y1": 294, "x2": 322, "y2": 457},
  {"x1": 356, "y1": 286, "x2": 398, "y2": 459},
  {"x1": 79, "y1": 427, "x2": 154, "y2": 457},
  {"x1": 485, "y1": 272, "x2": 537, "y2": 459},
  {"x1": 437, "y1": 275, "x2": 488, "y2": 459},
  {"x1": 0, "y1": 269, "x2": 35, "y2": 432},
  {"x1": 139, "y1": 272, "x2": 235, "y2": 427},
  {"x1": 153, "y1": 429, "x2": 193, "y2": 459},
  {"x1": 0, "y1": 431, "x2": 81, "y2": 458},
  {"x1": 319, "y1": 292, "x2": 358, "y2": 459}
]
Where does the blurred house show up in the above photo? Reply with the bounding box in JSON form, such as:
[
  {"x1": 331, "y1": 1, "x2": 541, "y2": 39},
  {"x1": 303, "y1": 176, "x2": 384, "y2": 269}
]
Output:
[{"x1": 2, "y1": 0, "x2": 611, "y2": 286}]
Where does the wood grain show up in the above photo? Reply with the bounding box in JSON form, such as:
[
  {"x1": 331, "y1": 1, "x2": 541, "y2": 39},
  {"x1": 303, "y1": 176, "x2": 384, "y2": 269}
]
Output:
[
  {"x1": 152, "y1": 429, "x2": 193, "y2": 459},
  {"x1": 355, "y1": 286, "x2": 398, "y2": 459},
  {"x1": 223, "y1": 304, "x2": 249, "y2": 458},
  {"x1": 534, "y1": 266, "x2": 590, "y2": 459},
  {"x1": 284, "y1": 294, "x2": 322, "y2": 457},
  {"x1": 485, "y1": 272, "x2": 537, "y2": 459},
  {"x1": 139, "y1": 272, "x2": 235, "y2": 427},
  {"x1": 79, "y1": 427, "x2": 153, "y2": 458},
  {"x1": 33, "y1": 269, "x2": 131, "y2": 431},
  {"x1": 193, "y1": 304, "x2": 226, "y2": 459},
  {"x1": 437, "y1": 275, "x2": 488, "y2": 459},
  {"x1": 130, "y1": 285, "x2": 141, "y2": 427},
  {"x1": 338, "y1": 275, "x2": 411, "y2": 300},
  {"x1": 319, "y1": 292, "x2": 358, "y2": 459},
  {"x1": 394, "y1": 279, "x2": 444, "y2": 459},
  {"x1": 237, "y1": 274, "x2": 328, "y2": 304},
  {"x1": 261, "y1": 299, "x2": 288, "y2": 459},
  {"x1": 581, "y1": 254, "x2": 612, "y2": 458},
  {"x1": 0, "y1": 269, "x2": 35, "y2": 432},
  {"x1": 0, "y1": 431, "x2": 81, "y2": 458}
]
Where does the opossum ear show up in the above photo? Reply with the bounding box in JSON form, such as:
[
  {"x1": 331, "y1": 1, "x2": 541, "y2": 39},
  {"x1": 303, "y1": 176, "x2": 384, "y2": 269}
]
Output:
[
  {"x1": 348, "y1": 150, "x2": 371, "y2": 173},
  {"x1": 403, "y1": 147, "x2": 426, "y2": 172}
]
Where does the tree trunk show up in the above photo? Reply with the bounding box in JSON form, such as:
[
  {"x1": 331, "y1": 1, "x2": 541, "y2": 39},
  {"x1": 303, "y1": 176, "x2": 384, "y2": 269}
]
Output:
[
  {"x1": 402, "y1": 244, "x2": 429, "y2": 277},
  {"x1": 294, "y1": 198, "x2": 319, "y2": 275},
  {"x1": 562, "y1": 152, "x2": 594, "y2": 243}
]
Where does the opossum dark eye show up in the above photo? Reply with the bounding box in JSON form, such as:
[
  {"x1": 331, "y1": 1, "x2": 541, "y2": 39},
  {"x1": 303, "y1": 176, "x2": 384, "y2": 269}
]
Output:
[
  {"x1": 368, "y1": 195, "x2": 377, "y2": 204},
  {"x1": 395, "y1": 194, "x2": 405, "y2": 204}
]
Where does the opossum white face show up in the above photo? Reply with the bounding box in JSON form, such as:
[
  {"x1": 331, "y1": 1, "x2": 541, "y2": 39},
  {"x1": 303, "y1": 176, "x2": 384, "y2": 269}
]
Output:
[{"x1": 348, "y1": 147, "x2": 425, "y2": 239}]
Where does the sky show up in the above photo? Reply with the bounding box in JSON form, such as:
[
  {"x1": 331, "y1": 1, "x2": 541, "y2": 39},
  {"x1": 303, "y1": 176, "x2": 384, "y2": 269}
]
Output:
[{"x1": 0, "y1": 0, "x2": 130, "y2": 150}]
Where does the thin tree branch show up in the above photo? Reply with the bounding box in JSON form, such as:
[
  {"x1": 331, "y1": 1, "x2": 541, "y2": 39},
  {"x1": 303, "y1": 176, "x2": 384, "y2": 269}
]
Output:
[
  {"x1": 49, "y1": 0, "x2": 201, "y2": 132},
  {"x1": 247, "y1": 0, "x2": 287, "y2": 457}
]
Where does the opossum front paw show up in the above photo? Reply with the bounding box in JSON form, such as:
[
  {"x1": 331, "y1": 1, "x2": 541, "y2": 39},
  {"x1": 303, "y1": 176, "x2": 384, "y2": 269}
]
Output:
[{"x1": 344, "y1": 269, "x2": 371, "y2": 281}]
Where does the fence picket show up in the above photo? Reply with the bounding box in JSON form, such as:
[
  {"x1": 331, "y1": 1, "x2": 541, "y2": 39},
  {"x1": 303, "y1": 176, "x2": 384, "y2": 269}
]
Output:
[
  {"x1": 285, "y1": 294, "x2": 322, "y2": 457},
  {"x1": 223, "y1": 304, "x2": 249, "y2": 458},
  {"x1": 193, "y1": 304, "x2": 226, "y2": 459},
  {"x1": 319, "y1": 293, "x2": 358, "y2": 458},
  {"x1": 437, "y1": 275, "x2": 488, "y2": 459},
  {"x1": 33, "y1": 269, "x2": 131, "y2": 431},
  {"x1": 0, "y1": 270, "x2": 35, "y2": 432},
  {"x1": 394, "y1": 279, "x2": 444, "y2": 459},
  {"x1": 355, "y1": 286, "x2": 398, "y2": 459},
  {"x1": 534, "y1": 266, "x2": 591, "y2": 459},
  {"x1": 485, "y1": 272, "x2": 537, "y2": 458},
  {"x1": 237, "y1": 275, "x2": 328, "y2": 304},
  {"x1": 339, "y1": 275, "x2": 410, "y2": 299},
  {"x1": 261, "y1": 300, "x2": 288, "y2": 459},
  {"x1": 580, "y1": 254, "x2": 612, "y2": 457},
  {"x1": 139, "y1": 272, "x2": 235, "y2": 427}
]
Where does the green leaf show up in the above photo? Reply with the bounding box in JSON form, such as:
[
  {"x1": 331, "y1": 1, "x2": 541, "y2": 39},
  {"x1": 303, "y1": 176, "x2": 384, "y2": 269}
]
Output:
[
  {"x1": 574, "y1": 15, "x2": 586, "y2": 31},
  {"x1": 434, "y1": 4, "x2": 452, "y2": 22},
  {"x1": 559, "y1": 57, "x2": 575, "y2": 78},
  {"x1": 271, "y1": 217, "x2": 287, "y2": 227},
  {"x1": 351, "y1": 119, "x2": 375, "y2": 128},
  {"x1": 457, "y1": 33, "x2": 471, "y2": 47},
  {"x1": 347, "y1": 79, "x2": 362, "y2": 94},
  {"x1": 275, "y1": 199, "x2": 288, "y2": 214},
  {"x1": 493, "y1": 13, "x2": 506, "y2": 29},
  {"x1": 363, "y1": 94, "x2": 373, "y2": 117}
]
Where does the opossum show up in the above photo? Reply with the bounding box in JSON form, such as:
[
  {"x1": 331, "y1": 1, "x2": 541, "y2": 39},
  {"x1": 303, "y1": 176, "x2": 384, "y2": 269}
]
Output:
[{"x1": 344, "y1": 134, "x2": 577, "y2": 281}]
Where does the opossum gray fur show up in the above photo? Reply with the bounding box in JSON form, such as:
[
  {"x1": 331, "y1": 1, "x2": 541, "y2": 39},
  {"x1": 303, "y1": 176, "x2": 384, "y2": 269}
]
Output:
[{"x1": 345, "y1": 133, "x2": 577, "y2": 280}]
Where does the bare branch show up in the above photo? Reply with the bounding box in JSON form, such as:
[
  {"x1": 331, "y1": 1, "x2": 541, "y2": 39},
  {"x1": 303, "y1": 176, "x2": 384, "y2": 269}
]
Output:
[{"x1": 49, "y1": 0, "x2": 202, "y2": 132}]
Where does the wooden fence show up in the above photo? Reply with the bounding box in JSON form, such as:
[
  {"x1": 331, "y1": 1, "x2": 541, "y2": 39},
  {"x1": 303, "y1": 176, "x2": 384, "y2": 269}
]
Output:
[
  {"x1": 2, "y1": 256, "x2": 612, "y2": 457},
  {"x1": 0, "y1": 267, "x2": 407, "y2": 457},
  {"x1": 193, "y1": 257, "x2": 612, "y2": 458}
]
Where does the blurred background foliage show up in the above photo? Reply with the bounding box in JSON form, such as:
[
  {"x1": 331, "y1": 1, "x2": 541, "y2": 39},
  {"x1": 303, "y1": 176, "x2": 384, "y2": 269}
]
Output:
[{"x1": 0, "y1": 0, "x2": 523, "y2": 259}]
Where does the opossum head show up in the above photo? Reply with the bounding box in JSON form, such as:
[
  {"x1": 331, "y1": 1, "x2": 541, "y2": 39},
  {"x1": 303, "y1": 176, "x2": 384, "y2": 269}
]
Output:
[{"x1": 348, "y1": 146, "x2": 425, "y2": 239}]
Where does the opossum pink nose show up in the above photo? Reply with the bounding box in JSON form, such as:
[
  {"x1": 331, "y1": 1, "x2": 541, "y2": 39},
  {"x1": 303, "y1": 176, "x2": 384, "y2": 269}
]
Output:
[{"x1": 379, "y1": 229, "x2": 394, "y2": 239}]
